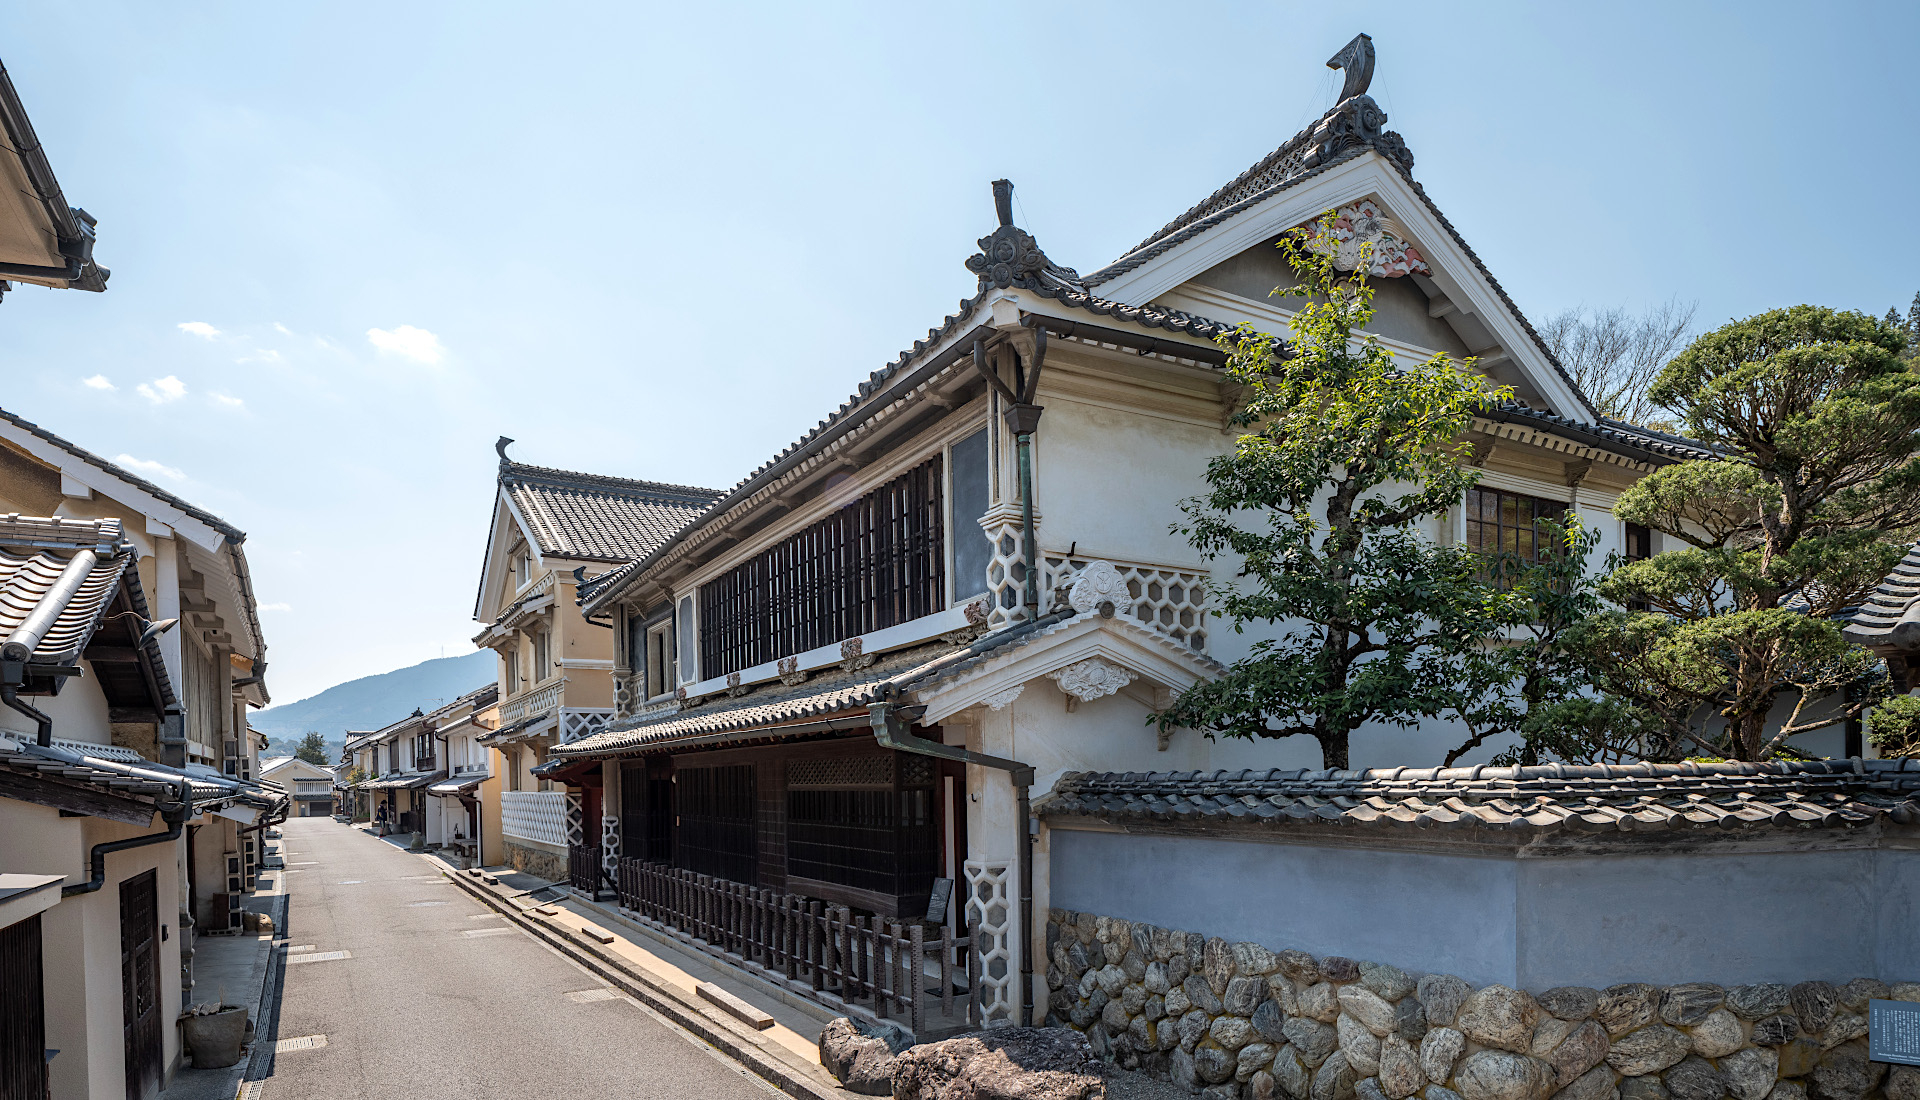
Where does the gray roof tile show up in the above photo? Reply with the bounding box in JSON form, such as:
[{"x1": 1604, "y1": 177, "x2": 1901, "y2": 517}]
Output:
[
  {"x1": 0, "y1": 515, "x2": 133, "y2": 664},
  {"x1": 1042, "y1": 760, "x2": 1920, "y2": 836},
  {"x1": 1842, "y1": 539, "x2": 1920, "y2": 649},
  {"x1": 501, "y1": 462, "x2": 719, "y2": 563}
]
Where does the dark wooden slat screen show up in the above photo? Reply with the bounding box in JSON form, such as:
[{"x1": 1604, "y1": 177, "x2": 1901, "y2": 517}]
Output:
[
  {"x1": 676, "y1": 765, "x2": 759, "y2": 885},
  {"x1": 1, "y1": 914, "x2": 45, "y2": 1100},
  {"x1": 701, "y1": 457, "x2": 945, "y2": 679}
]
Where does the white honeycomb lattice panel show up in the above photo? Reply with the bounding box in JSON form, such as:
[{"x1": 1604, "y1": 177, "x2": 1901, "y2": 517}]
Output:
[
  {"x1": 601, "y1": 814, "x2": 620, "y2": 879},
  {"x1": 984, "y1": 517, "x2": 1031, "y2": 629},
  {"x1": 1044, "y1": 555, "x2": 1210, "y2": 652},
  {"x1": 964, "y1": 859, "x2": 1016, "y2": 1026},
  {"x1": 500, "y1": 791, "x2": 568, "y2": 847}
]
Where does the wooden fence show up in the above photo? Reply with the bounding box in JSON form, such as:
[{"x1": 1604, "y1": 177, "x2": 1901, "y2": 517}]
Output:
[
  {"x1": 614, "y1": 858, "x2": 979, "y2": 1035},
  {"x1": 570, "y1": 845, "x2": 603, "y2": 894}
]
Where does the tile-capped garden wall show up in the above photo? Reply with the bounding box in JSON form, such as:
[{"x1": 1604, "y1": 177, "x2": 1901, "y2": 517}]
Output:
[{"x1": 1045, "y1": 908, "x2": 1920, "y2": 1100}]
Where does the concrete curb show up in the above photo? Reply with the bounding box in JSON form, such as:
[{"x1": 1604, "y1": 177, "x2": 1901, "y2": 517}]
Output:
[{"x1": 439, "y1": 865, "x2": 848, "y2": 1100}]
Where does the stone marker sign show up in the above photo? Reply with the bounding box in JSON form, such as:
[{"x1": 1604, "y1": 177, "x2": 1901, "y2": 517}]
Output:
[{"x1": 1871, "y1": 999, "x2": 1920, "y2": 1066}]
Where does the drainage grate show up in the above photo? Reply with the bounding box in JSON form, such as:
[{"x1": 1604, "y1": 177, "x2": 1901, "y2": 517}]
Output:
[
  {"x1": 287, "y1": 945, "x2": 316, "y2": 953},
  {"x1": 564, "y1": 988, "x2": 621, "y2": 1003},
  {"x1": 238, "y1": 1080, "x2": 267, "y2": 1100},
  {"x1": 406, "y1": 901, "x2": 449, "y2": 907},
  {"x1": 460, "y1": 927, "x2": 515, "y2": 938},
  {"x1": 286, "y1": 950, "x2": 351, "y2": 964},
  {"x1": 336, "y1": 880, "x2": 362, "y2": 885},
  {"x1": 275, "y1": 1034, "x2": 328, "y2": 1052}
]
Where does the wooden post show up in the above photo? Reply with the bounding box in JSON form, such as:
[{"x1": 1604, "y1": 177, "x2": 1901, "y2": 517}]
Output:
[
  {"x1": 911, "y1": 922, "x2": 925, "y2": 1036},
  {"x1": 939, "y1": 922, "x2": 954, "y2": 1018},
  {"x1": 966, "y1": 919, "x2": 981, "y2": 1027},
  {"x1": 808, "y1": 901, "x2": 823, "y2": 991}
]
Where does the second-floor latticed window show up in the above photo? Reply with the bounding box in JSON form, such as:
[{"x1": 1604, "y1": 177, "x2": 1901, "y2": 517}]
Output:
[
  {"x1": 700, "y1": 457, "x2": 946, "y2": 679},
  {"x1": 1464, "y1": 487, "x2": 1567, "y2": 563},
  {"x1": 532, "y1": 630, "x2": 550, "y2": 684}
]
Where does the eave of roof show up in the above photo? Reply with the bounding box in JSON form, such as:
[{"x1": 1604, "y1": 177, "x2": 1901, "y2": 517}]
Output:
[
  {"x1": 1842, "y1": 539, "x2": 1920, "y2": 650},
  {"x1": 1042, "y1": 759, "x2": 1920, "y2": 837},
  {"x1": 0, "y1": 59, "x2": 107, "y2": 293},
  {"x1": 0, "y1": 406, "x2": 269, "y2": 682}
]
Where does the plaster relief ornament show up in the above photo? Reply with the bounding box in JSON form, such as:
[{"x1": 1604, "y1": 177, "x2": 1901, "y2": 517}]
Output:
[
  {"x1": 1290, "y1": 199, "x2": 1429, "y2": 278},
  {"x1": 982, "y1": 685, "x2": 1025, "y2": 712},
  {"x1": 1048, "y1": 657, "x2": 1138, "y2": 710},
  {"x1": 1069, "y1": 560, "x2": 1131, "y2": 617}
]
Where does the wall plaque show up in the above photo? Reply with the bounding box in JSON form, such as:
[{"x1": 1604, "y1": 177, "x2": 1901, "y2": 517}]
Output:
[{"x1": 1870, "y1": 999, "x2": 1920, "y2": 1067}]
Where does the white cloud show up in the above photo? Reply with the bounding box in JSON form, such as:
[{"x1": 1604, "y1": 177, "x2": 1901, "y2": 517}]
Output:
[
  {"x1": 366, "y1": 324, "x2": 445, "y2": 365},
  {"x1": 177, "y1": 321, "x2": 220, "y2": 339},
  {"x1": 236, "y1": 349, "x2": 282, "y2": 365},
  {"x1": 211, "y1": 393, "x2": 245, "y2": 408},
  {"x1": 82, "y1": 374, "x2": 115, "y2": 391},
  {"x1": 136, "y1": 376, "x2": 187, "y2": 403},
  {"x1": 258, "y1": 602, "x2": 292, "y2": 612},
  {"x1": 272, "y1": 322, "x2": 293, "y2": 336},
  {"x1": 113, "y1": 454, "x2": 185, "y2": 481}
]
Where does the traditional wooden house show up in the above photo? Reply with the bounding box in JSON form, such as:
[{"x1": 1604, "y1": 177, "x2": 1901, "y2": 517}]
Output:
[
  {"x1": 0, "y1": 515, "x2": 285, "y2": 1100},
  {"x1": 260, "y1": 754, "x2": 335, "y2": 818},
  {"x1": 470, "y1": 446, "x2": 718, "y2": 879},
  {"x1": 530, "y1": 39, "x2": 1914, "y2": 1074}
]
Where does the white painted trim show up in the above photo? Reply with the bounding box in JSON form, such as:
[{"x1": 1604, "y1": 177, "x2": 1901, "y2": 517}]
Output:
[
  {"x1": 684, "y1": 599, "x2": 987, "y2": 701},
  {"x1": 1089, "y1": 153, "x2": 1592, "y2": 422},
  {"x1": 0, "y1": 419, "x2": 228, "y2": 551},
  {"x1": 910, "y1": 613, "x2": 1218, "y2": 726},
  {"x1": 676, "y1": 402, "x2": 992, "y2": 595},
  {"x1": 556, "y1": 658, "x2": 614, "y2": 670}
]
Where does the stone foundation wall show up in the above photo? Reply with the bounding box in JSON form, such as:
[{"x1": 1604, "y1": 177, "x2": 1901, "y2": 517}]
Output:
[
  {"x1": 1044, "y1": 909, "x2": 1920, "y2": 1100},
  {"x1": 504, "y1": 839, "x2": 565, "y2": 882}
]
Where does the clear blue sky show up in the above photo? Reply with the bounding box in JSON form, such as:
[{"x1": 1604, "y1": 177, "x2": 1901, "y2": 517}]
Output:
[{"x1": 2, "y1": 2, "x2": 1915, "y2": 704}]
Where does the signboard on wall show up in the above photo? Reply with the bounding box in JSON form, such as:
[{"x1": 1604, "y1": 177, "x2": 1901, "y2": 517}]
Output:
[{"x1": 1870, "y1": 999, "x2": 1920, "y2": 1067}]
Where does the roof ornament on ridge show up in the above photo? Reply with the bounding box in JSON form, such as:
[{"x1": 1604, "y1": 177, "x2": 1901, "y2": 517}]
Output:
[
  {"x1": 1302, "y1": 32, "x2": 1412, "y2": 174},
  {"x1": 495, "y1": 435, "x2": 514, "y2": 466},
  {"x1": 964, "y1": 179, "x2": 1085, "y2": 293}
]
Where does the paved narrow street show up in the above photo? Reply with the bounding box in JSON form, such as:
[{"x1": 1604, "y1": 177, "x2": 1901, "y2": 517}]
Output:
[{"x1": 258, "y1": 818, "x2": 778, "y2": 1100}]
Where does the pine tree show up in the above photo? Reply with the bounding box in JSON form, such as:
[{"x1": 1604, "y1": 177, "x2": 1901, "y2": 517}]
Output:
[{"x1": 295, "y1": 730, "x2": 331, "y2": 765}]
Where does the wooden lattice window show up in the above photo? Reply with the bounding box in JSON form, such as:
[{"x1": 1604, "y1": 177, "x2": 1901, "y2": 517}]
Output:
[
  {"x1": 1465, "y1": 487, "x2": 1567, "y2": 563},
  {"x1": 675, "y1": 765, "x2": 757, "y2": 885},
  {"x1": 785, "y1": 752, "x2": 937, "y2": 911},
  {"x1": 700, "y1": 457, "x2": 945, "y2": 679}
]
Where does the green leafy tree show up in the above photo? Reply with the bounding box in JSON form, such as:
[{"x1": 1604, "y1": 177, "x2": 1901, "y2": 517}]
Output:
[
  {"x1": 1152, "y1": 214, "x2": 1508, "y2": 769},
  {"x1": 294, "y1": 730, "x2": 330, "y2": 766},
  {"x1": 1440, "y1": 518, "x2": 1650, "y2": 765},
  {"x1": 1587, "y1": 306, "x2": 1920, "y2": 760},
  {"x1": 1867, "y1": 693, "x2": 1920, "y2": 758}
]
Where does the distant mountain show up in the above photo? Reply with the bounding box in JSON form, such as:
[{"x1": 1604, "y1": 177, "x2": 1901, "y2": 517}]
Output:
[
  {"x1": 251, "y1": 652, "x2": 496, "y2": 742},
  {"x1": 261, "y1": 736, "x2": 344, "y2": 764}
]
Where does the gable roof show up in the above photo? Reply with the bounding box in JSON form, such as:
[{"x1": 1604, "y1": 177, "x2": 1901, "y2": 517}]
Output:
[
  {"x1": 499, "y1": 461, "x2": 719, "y2": 564},
  {"x1": 0, "y1": 405, "x2": 269, "y2": 691},
  {"x1": 1081, "y1": 81, "x2": 1596, "y2": 422}
]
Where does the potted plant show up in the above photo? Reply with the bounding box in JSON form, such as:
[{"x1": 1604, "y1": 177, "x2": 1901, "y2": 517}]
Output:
[{"x1": 180, "y1": 1002, "x2": 249, "y2": 1068}]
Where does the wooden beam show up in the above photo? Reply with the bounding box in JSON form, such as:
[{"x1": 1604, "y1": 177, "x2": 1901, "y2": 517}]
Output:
[
  {"x1": 0, "y1": 768, "x2": 157, "y2": 826},
  {"x1": 108, "y1": 708, "x2": 163, "y2": 724},
  {"x1": 83, "y1": 646, "x2": 142, "y2": 664}
]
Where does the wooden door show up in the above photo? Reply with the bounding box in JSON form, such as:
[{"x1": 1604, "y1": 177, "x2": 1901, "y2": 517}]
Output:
[
  {"x1": 0, "y1": 914, "x2": 46, "y2": 1100},
  {"x1": 120, "y1": 870, "x2": 162, "y2": 1100}
]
